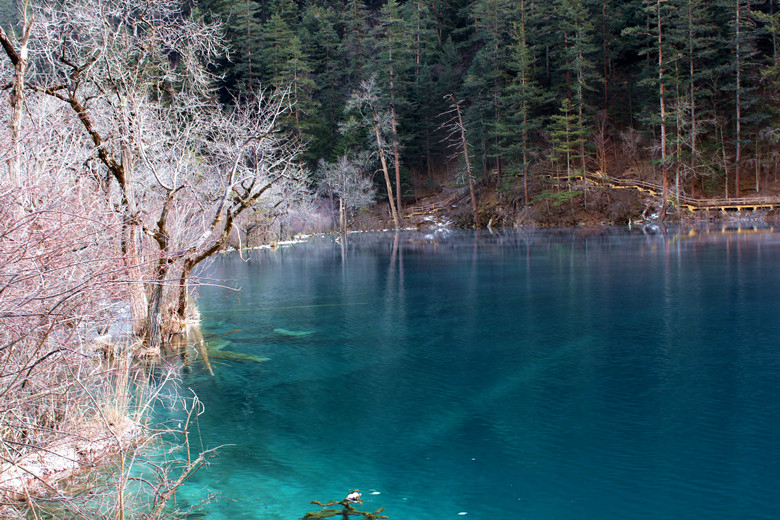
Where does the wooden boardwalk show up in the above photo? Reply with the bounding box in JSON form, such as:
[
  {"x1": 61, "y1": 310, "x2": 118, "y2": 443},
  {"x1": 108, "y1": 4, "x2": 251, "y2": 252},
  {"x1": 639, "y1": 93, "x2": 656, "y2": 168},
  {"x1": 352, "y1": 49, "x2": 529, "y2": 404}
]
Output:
[
  {"x1": 553, "y1": 172, "x2": 780, "y2": 212},
  {"x1": 405, "y1": 172, "x2": 780, "y2": 218},
  {"x1": 405, "y1": 187, "x2": 471, "y2": 217}
]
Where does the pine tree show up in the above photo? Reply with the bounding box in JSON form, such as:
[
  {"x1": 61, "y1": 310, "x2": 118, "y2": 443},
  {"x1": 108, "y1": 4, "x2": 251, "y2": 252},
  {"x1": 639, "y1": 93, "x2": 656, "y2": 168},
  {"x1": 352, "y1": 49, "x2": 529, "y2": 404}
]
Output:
[
  {"x1": 372, "y1": 0, "x2": 414, "y2": 214},
  {"x1": 754, "y1": 3, "x2": 780, "y2": 182},
  {"x1": 197, "y1": 0, "x2": 263, "y2": 95},
  {"x1": 266, "y1": 0, "x2": 298, "y2": 27},
  {"x1": 548, "y1": 97, "x2": 587, "y2": 179},
  {"x1": 230, "y1": 0, "x2": 264, "y2": 92},
  {"x1": 501, "y1": 0, "x2": 547, "y2": 204},
  {"x1": 730, "y1": 0, "x2": 758, "y2": 197},
  {"x1": 672, "y1": 0, "x2": 718, "y2": 197},
  {"x1": 299, "y1": 5, "x2": 344, "y2": 162},
  {"x1": 706, "y1": 0, "x2": 763, "y2": 198},
  {"x1": 403, "y1": 0, "x2": 438, "y2": 87},
  {"x1": 622, "y1": 0, "x2": 677, "y2": 215},
  {"x1": 399, "y1": 0, "x2": 441, "y2": 177},
  {"x1": 262, "y1": 13, "x2": 296, "y2": 85},
  {"x1": 339, "y1": 0, "x2": 370, "y2": 87},
  {"x1": 262, "y1": 13, "x2": 319, "y2": 156},
  {"x1": 464, "y1": 0, "x2": 516, "y2": 180},
  {"x1": 556, "y1": 0, "x2": 600, "y2": 179}
]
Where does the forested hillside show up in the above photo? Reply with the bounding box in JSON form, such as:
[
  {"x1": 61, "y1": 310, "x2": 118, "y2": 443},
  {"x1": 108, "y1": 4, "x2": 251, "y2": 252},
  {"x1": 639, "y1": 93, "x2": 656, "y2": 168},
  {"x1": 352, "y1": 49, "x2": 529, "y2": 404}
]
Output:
[{"x1": 197, "y1": 0, "x2": 780, "y2": 215}]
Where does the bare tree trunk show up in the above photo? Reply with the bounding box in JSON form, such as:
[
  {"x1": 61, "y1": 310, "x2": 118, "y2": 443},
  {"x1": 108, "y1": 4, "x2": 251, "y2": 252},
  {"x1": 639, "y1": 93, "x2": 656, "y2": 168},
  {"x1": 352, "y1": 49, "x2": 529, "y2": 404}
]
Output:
[
  {"x1": 602, "y1": 0, "x2": 610, "y2": 112},
  {"x1": 375, "y1": 123, "x2": 400, "y2": 228},
  {"x1": 735, "y1": 0, "x2": 742, "y2": 198},
  {"x1": 0, "y1": 7, "x2": 33, "y2": 185},
  {"x1": 657, "y1": 0, "x2": 669, "y2": 219},
  {"x1": 368, "y1": 101, "x2": 400, "y2": 228},
  {"x1": 447, "y1": 95, "x2": 479, "y2": 227},
  {"x1": 339, "y1": 197, "x2": 346, "y2": 233},
  {"x1": 144, "y1": 192, "x2": 177, "y2": 348},
  {"x1": 388, "y1": 35, "x2": 403, "y2": 219},
  {"x1": 755, "y1": 133, "x2": 760, "y2": 193},
  {"x1": 120, "y1": 99, "x2": 148, "y2": 338},
  {"x1": 390, "y1": 105, "x2": 403, "y2": 218},
  {"x1": 688, "y1": 0, "x2": 698, "y2": 198}
]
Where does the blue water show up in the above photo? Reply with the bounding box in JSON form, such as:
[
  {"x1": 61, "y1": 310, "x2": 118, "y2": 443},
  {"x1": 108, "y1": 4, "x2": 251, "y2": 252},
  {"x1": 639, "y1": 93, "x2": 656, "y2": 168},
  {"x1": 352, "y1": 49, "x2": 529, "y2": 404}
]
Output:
[{"x1": 167, "y1": 228, "x2": 780, "y2": 519}]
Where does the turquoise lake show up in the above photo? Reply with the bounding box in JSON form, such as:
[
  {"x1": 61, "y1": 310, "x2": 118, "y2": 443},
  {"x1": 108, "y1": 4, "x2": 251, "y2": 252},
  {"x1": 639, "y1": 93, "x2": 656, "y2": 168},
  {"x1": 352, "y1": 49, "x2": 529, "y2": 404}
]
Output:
[{"x1": 168, "y1": 228, "x2": 780, "y2": 519}]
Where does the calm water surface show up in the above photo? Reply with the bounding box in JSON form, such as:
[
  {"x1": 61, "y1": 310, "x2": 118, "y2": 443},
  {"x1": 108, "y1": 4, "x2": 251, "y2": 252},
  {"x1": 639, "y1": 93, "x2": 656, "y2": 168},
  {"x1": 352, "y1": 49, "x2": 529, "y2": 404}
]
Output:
[{"x1": 168, "y1": 228, "x2": 780, "y2": 520}]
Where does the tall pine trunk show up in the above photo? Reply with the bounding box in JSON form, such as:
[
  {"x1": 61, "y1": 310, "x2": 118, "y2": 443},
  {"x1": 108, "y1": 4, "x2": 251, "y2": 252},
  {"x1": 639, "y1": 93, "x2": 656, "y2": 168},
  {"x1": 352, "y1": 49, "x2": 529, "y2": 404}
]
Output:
[
  {"x1": 388, "y1": 33, "x2": 403, "y2": 218},
  {"x1": 688, "y1": 0, "x2": 698, "y2": 198},
  {"x1": 734, "y1": 0, "x2": 742, "y2": 198},
  {"x1": 657, "y1": 0, "x2": 669, "y2": 219}
]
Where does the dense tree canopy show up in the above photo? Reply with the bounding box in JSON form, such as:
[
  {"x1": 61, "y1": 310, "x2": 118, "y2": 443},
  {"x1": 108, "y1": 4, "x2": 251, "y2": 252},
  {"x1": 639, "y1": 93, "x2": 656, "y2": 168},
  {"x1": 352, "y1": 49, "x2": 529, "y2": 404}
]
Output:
[{"x1": 198, "y1": 0, "x2": 779, "y2": 207}]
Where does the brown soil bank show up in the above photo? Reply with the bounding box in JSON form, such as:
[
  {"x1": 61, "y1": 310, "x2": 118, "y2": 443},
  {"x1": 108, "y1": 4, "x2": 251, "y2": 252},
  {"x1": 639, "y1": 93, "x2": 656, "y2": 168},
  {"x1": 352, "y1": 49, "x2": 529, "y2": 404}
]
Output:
[{"x1": 398, "y1": 174, "x2": 780, "y2": 230}]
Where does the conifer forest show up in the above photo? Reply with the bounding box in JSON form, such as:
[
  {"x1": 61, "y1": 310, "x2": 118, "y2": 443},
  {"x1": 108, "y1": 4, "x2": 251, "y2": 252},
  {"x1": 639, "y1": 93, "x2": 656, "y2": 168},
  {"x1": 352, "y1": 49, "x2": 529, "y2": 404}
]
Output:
[{"x1": 194, "y1": 0, "x2": 780, "y2": 212}]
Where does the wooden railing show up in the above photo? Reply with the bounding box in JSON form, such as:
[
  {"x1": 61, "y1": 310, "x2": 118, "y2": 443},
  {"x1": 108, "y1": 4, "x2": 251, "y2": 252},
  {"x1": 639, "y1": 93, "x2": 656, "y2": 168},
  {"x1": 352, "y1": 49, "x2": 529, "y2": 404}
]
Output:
[
  {"x1": 550, "y1": 172, "x2": 780, "y2": 212},
  {"x1": 406, "y1": 172, "x2": 780, "y2": 217},
  {"x1": 405, "y1": 187, "x2": 471, "y2": 217}
]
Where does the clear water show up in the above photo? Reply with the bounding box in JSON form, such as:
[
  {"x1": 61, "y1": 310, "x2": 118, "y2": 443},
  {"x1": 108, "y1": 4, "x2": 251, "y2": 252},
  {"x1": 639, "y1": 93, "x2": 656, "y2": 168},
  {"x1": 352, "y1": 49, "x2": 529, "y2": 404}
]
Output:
[{"x1": 166, "y1": 228, "x2": 780, "y2": 520}]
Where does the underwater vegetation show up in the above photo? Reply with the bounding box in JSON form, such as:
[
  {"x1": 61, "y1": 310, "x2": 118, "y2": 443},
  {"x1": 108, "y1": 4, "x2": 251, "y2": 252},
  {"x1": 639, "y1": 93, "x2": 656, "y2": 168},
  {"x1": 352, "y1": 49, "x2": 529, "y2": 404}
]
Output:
[{"x1": 274, "y1": 328, "x2": 315, "y2": 337}]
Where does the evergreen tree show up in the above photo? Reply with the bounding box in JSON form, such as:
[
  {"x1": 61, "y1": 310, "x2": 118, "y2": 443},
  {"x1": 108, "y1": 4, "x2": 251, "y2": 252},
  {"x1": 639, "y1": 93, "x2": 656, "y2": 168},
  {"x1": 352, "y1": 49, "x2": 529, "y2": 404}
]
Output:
[
  {"x1": 197, "y1": 0, "x2": 263, "y2": 95},
  {"x1": 727, "y1": 0, "x2": 760, "y2": 197},
  {"x1": 556, "y1": 0, "x2": 600, "y2": 178},
  {"x1": 190, "y1": 0, "x2": 778, "y2": 214},
  {"x1": 229, "y1": 0, "x2": 264, "y2": 92},
  {"x1": 412, "y1": 36, "x2": 464, "y2": 178},
  {"x1": 548, "y1": 97, "x2": 588, "y2": 179},
  {"x1": 464, "y1": 0, "x2": 516, "y2": 179},
  {"x1": 403, "y1": 0, "x2": 438, "y2": 87},
  {"x1": 339, "y1": 0, "x2": 371, "y2": 87},
  {"x1": 262, "y1": 13, "x2": 296, "y2": 85},
  {"x1": 671, "y1": 0, "x2": 718, "y2": 196},
  {"x1": 299, "y1": 5, "x2": 345, "y2": 162},
  {"x1": 372, "y1": 0, "x2": 415, "y2": 211},
  {"x1": 262, "y1": 13, "x2": 319, "y2": 157},
  {"x1": 754, "y1": 3, "x2": 780, "y2": 192},
  {"x1": 266, "y1": 0, "x2": 298, "y2": 27},
  {"x1": 399, "y1": 0, "x2": 442, "y2": 177},
  {"x1": 622, "y1": 0, "x2": 677, "y2": 214},
  {"x1": 500, "y1": 0, "x2": 547, "y2": 204}
]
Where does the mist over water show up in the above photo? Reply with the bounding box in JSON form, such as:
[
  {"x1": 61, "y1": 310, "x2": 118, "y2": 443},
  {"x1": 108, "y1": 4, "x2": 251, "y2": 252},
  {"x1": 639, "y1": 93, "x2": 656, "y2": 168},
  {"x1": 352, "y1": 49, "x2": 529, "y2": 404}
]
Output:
[{"x1": 168, "y1": 228, "x2": 780, "y2": 520}]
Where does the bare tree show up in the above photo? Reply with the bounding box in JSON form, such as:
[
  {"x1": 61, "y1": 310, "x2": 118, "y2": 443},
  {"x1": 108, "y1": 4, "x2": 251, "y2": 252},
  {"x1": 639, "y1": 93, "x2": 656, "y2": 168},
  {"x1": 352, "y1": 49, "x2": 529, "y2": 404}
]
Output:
[
  {"x1": 0, "y1": 0, "x2": 33, "y2": 185},
  {"x1": 25, "y1": 0, "x2": 226, "y2": 339},
  {"x1": 317, "y1": 153, "x2": 376, "y2": 233},
  {"x1": 343, "y1": 77, "x2": 401, "y2": 229},
  {"x1": 164, "y1": 92, "x2": 307, "y2": 333},
  {"x1": 0, "y1": 0, "x2": 309, "y2": 516},
  {"x1": 18, "y1": 0, "x2": 307, "y2": 347},
  {"x1": 441, "y1": 94, "x2": 479, "y2": 227}
]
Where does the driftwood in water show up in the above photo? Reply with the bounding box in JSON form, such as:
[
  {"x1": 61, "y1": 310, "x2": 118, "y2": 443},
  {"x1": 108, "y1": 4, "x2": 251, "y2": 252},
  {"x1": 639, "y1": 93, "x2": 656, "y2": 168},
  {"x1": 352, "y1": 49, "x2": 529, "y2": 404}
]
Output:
[{"x1": 301, "y1": 490, "x2": 388, "y2": 520}]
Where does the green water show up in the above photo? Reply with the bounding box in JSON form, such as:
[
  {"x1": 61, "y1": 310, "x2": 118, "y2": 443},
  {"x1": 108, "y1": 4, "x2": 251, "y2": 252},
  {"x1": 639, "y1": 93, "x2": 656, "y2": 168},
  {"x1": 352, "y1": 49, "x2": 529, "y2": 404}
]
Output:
[{"x1": 161, "y1": 228, "x2": 780, "y2": 519}]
